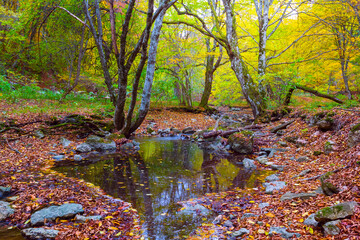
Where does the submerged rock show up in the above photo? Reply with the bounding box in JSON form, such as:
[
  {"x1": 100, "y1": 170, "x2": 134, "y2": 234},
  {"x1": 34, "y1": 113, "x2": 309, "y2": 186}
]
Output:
[
  {"x1": 30, "y1": 203, "x2": 84, "y2": 226},
  {"x1": 314, "y1": 201, "x2": 358, "y2": 223},
  {"x1": 0, "y1": 201, "x2": 14, "y2": 221},
  {"x1": 22, "y1": 228, "x2": 59, "y2": 239}
]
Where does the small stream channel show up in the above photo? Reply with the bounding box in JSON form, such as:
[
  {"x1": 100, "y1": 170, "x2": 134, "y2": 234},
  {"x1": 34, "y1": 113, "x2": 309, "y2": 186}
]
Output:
[{"x1": 55, "y1": 137, "x2": 267, "y2": 239}]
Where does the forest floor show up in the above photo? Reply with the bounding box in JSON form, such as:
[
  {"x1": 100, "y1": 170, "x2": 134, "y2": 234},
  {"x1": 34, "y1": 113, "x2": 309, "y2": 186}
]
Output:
[{"x1": 0, "y1": 99, "x2": 359, "y2": 239}]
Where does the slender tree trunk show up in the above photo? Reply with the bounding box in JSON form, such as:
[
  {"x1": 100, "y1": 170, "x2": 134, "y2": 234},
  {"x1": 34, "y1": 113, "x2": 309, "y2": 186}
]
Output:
[
  {"x1": 60, "y1": 23, "x2": 88, "y2": 102},
  {"x1": 127, "y1": 1, "x2": 171, "y2": 136},
  {"x1": 222, "y1": 0, "x2": 266, "y2": 118},
  {"x1": 341, "y1": 58, "x2": 352, "y2": 100}
]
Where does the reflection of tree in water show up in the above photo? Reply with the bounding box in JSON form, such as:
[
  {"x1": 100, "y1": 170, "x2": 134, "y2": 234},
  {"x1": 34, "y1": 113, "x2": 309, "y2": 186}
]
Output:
[
  {"x1": 201, "y1": 151, "x2": 219, "y2": 193},
  {"x1": 232, "y1": 169, "x2": 254, "y2": 189}
]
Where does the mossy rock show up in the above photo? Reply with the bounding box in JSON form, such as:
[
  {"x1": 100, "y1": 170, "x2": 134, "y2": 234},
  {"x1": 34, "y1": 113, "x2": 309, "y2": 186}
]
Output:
[
  {"x1": 314, "y1": 201, "x2": 358, "y2": 223},
  {"x1": 228, "y1": 132, "x2": 253, "y2": 154},
  {"x1": 313, "y1": 151, "x2": 322, "y2": 156},
  {"x1": 351, "y1": 122, "x2": 360, "y2": 132}
]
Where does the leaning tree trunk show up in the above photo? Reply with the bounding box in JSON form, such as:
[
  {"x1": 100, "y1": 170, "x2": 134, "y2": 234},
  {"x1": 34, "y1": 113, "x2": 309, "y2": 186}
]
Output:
[
  {"x1": 283, "y1": 84, "x2": 344, "y2": 106},
  {"x1": 125, "y1": 0, "x2": 172, "y2": 137},
  {"x1": 341, "y1": 58, "x2": 352, "y2": 100},
  {"x1": 222, "y1": 0, "x2": 266, "y2": 118}
]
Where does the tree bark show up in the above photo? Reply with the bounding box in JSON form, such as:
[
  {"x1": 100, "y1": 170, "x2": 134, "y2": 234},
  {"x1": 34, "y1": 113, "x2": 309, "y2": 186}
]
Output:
[
  {"x1": 295, "y1": 84, "x2": 344, "y2": 104},
  {"x1": 222, "y1": 0, "x2": 266, "y2": 118}
]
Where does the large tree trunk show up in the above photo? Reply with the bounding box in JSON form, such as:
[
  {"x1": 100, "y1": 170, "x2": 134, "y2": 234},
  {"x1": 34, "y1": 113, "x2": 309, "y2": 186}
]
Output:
[
  {"x1": 199, "y1": 39, "x2": 215, "y2": 108},
  {"x1": 222, "y1": 0, "x2": 266, "y2": 118},
  {"x1": 126, "y1": 1, "x2": 171, "y2": 136}
]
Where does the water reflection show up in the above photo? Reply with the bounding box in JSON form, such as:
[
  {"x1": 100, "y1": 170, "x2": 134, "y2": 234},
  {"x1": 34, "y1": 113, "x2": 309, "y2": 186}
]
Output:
[{"x1": 55, "y1": 137, "x2": 265, "y2": 239}]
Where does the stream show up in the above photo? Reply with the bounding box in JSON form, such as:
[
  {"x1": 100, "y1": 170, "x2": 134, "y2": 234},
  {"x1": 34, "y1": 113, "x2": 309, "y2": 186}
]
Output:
[{"x1": 55, "y1": 137, "x2": 267, "y2": 239}]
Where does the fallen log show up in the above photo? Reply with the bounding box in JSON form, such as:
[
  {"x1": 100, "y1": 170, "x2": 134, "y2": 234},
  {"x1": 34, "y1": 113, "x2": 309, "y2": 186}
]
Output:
[
  {"x1": 202, "y1": 129, "x2": 240, "y2": 139},
  {"x1": 270, "y1": 120, "x2": 295, "y2": 133}
]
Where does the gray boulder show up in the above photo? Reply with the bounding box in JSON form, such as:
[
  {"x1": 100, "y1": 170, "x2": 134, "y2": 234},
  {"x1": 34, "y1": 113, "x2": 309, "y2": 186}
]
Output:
[
  {"x1": 265, "y1": 174, "x2": 279, "y2": 182},
  {"x1": 296, "y1": 156, "x2": 309, "y2": 162},
  {"x1": 228, "y1": 132, "x2": 253, "y2": 154},
  {"x1": 0, "y1": 201, "x2": 14, "y2": 221},
  {"x1": 76, "y1": 143, "x2": 92, "y2": 153},
  {"x1": 0, "y1": 186, "x2": 11, "y2": 199},
  {"x1": 223, "y1": 220, "x2": 233, "y2": 228},
  {"x1": 60, "y1": 138, "x2": 72, "y2": 148},
  {"x1": 34, "y1": 130, "x2": 45, "y2": 139},
  {"x1": 75, "y1": 214, "x2": 102, "y2": 222},
  {"x1": 30, "y1": 203, "x2": 84, "y2": 226},
  {"x1": 269, "y1": 226, "x2": 301, "y2": 239},
  {"x1": 243, "y1": 158, "x2": 256, "y2": 170},
  {"x1": 86, "y1": 135, "x2": 116, "y2": 151},
  {"x1": 232, "y1": 228, "x2": 249, "y2": 238},
  {"x1": 317, "y1": 120, "x2": 333, "y2": 131},
  {"x1": 263, "y1": 181, "x2": 286, "y2": 194},
  {"x1": 52, "y1": 155, "x2": 65, "y2": 161},
  {"x1": 323, "y1": 220, "x2": 341, "y2": 236},
  {"x1": 303, "y1": 214, "x2": 319, "y2": 227},
  {"x1": 241, "y1": 213, "x2": 258, "y2": 219},
  {"x1": 22, "y1": 228, "x2": 59, "y2": 239},
  {"x1": 73, "y1": 155, "x2": 83, "y2": 161},
  {"x1": 314, "y1": 201, "x2": 358, "y2": 223},
  {"x1": 270, "y1": 165, "x2": 286, "y2": 171},
  {"x1": 259, "y1": 202, "x2": 270, "y2": 209},
  {"x1": 256, "y1": 156, "x2": 269, "y2": 164},
  {"x1": 280, "y1": 192, "x2": 317, "y2": 201},
  {"x1": 292, "y1": 169, "x2": 311, "y2": 179},
  {"x1": 348, "y1": 125, "x2": 360, "y2": 147}
]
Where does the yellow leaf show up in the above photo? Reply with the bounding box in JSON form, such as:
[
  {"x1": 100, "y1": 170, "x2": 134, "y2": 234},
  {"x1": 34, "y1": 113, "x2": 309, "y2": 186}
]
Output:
[
  {"x1": 109, "y1": 227, "x2": 118, "y2": 230},
  {"x1": 299, "y1": 218, "x2": 304, "y2": 223},
  {"x1": 105, "y1": 216, "x2": 113, "y2": 219},
  {"x1": 265, "y1": 212, "x2": 275, "y2": 218}
]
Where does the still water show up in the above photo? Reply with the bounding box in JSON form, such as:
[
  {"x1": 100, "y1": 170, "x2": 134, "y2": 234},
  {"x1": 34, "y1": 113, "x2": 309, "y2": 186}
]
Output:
[{"x1": 55, "y1": 137, "x2": 265, "y2": 239}]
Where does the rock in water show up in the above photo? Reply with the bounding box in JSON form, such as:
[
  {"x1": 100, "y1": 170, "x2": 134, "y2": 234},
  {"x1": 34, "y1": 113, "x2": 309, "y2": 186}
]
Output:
[
  {"x1": 76, "y1": 143, "x2": 92, "y2": 153},
  {"x1": 228, "y1": 132, "x2": 253, "y2": 154},
  {"x1": 0, "y1": 201, "x2": 14, "y2": 221},
  {"x1": 85, "y1": 135, "x2": 116, "y2": 151},
  {"x1": 30, "y1": 203, "x2": 84, "y2": 226},
  {"x1": 243, "y1": 158, "x2": 257, "y2": 169},
  {"x1": 314, "y1": 201, "x2": 358, "y2": 223},
  {"x1": 22, "y1": 228, "x2": 59, "y2": 239}
]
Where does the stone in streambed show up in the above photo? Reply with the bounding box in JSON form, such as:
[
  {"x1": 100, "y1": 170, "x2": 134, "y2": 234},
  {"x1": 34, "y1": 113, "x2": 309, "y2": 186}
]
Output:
[
  {"x1": 0, "y1": 201, "x2": 14, "y2": 221},
  {"x1": 60, "y1": 137, "x2": 72, "y2": 148},
  {"x1": 75, "y1": 214, "x2": 102, "y2": 222},
  {"x1": 269, "y1": 226, "x2": 301, "y2": 239},
  {"x1": 231, "y1": 228, "x2": 249, "y2": 238},
  {"x1": 280, "y1": 191, "x2": 317, "y2": 201},
  {"x1": 265, "y1": 174, "x2": 279, "y2": 182},
  {"x1": 243, "y1": 158, "x2": 256, "y2": 169},
  {"x1": 303, "y1": 214, "x2": 319, "y2": 227},
  {"x1": 228, "y1": 132, "x2": 253, "y2": 154},
  {"x1": 85, "y1": 135, "x2": 116, "y2": 151},
  {"x1": 30, "y1": 203, "x2": 84, "y2": 226},
  {"x1": 263, "y1": 181, "x2": 286, "y2": 194},
  {"x1": 0, "y1": 186, "x2": 11, "y2": 199},
  {"x1": 76, "y1": 143, "x2": 92, "y2": 153},
  {"x1": 323, "y1": 220, "x2": 341, "y2": 236},
  {"x1": 22, "y1": 228, "x2": 59, "y2": 239}
]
